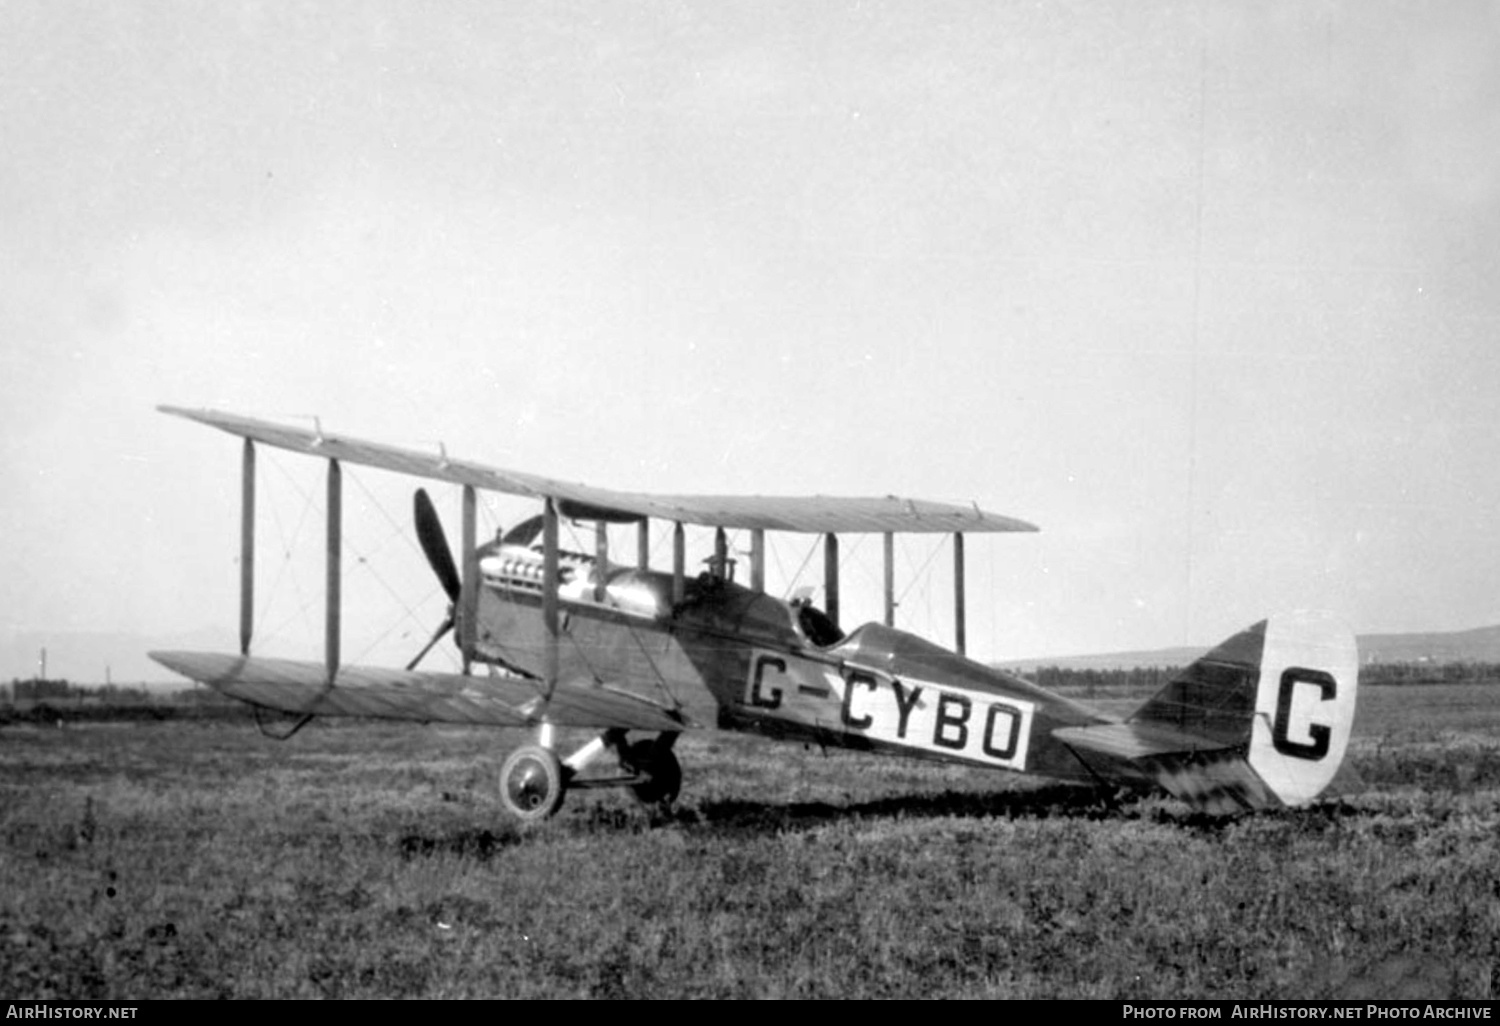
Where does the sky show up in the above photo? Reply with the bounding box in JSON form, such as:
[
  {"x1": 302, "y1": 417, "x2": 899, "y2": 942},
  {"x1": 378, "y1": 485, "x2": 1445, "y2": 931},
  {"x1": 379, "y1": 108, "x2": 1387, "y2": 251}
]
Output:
[{"x1": 3, "y1": 1, "x2": 1498, "y2": 683}]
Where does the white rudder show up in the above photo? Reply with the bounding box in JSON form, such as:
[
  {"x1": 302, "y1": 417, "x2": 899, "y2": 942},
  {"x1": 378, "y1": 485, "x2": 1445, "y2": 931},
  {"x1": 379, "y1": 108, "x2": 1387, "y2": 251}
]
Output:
[{"x1": 1246, "y1": 610, "x2": 1359, "y2": 806}]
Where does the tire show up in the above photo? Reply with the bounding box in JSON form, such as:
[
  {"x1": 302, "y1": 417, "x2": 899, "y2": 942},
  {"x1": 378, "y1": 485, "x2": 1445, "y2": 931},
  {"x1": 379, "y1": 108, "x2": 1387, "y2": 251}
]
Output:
[
  {"x1": 499, "y1": 745, "x2": 566, "y2": 823},
  {"x1": 624, "y1": 740, "x2": 681, "y2": 808}
]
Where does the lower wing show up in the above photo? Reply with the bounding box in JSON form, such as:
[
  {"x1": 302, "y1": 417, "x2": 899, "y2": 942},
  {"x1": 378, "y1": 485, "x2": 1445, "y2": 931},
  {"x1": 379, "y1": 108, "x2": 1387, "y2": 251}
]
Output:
[{"x1": 149, "y1": 651, "x2": 688, "y2": 732}]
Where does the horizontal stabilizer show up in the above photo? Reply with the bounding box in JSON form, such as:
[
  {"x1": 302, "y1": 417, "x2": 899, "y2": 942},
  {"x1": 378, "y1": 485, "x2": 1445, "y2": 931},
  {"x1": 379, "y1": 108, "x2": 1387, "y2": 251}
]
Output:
[
  {"x1": 1142, "y1": 750, "x2": 1280, "y2": 814},
  {"x1": 1053, "y1": 721, "x2": 1233, "y2": 762},
  {"x1": 1054, "y1": 722, "x2": 1279, "y2": 812},
  {"x1": 148, "y1": 651, "x2": 686, "y2": 732}
]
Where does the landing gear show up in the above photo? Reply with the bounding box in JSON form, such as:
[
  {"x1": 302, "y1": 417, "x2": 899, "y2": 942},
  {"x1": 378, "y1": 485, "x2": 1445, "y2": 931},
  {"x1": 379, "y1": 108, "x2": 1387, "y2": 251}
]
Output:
[
  {"x1": 620, "y1": 736, "x2": 681, "y2": 809},
  {"x1": 496, "y1": 729, "x2": 682, "y2": 823},
  {"x1": 498, "y1": 744, "x2": 567, "y2": 822}
]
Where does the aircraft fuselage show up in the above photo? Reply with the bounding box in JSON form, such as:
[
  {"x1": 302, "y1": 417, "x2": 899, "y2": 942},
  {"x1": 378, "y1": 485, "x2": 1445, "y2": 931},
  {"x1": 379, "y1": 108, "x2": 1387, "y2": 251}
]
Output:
[{"x1": 471, "y1": 550, "x2": 1130, "y2": 786}]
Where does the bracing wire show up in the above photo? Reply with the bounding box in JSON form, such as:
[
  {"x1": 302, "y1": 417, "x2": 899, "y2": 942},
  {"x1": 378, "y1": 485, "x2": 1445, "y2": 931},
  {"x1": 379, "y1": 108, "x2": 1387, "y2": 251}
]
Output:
[
  {"x1": 779, "y1": 534, "x2": 822, "y2": 600},
  {"x1": 895, "y1": 534, "x2": 948, "y2": 607},
  {"x1": 344, "y1": 468, "x2": 454, "y2": 667},
  {"x1": 256, "y1": 452, "x2": 319, "y2": 648},
  {"x1": 251, "y1": 454, "x2": 460, "y2": 668},
  {"x1": 894, "y1": 533, "x2": 950, "y2": 637}
]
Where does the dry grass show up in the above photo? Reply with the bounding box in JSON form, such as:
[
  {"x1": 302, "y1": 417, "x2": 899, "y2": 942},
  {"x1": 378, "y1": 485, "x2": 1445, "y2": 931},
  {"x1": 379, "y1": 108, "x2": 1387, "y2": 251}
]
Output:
[{"x1": 2, "y1": 684, "x2": 1498, "y2": 998}]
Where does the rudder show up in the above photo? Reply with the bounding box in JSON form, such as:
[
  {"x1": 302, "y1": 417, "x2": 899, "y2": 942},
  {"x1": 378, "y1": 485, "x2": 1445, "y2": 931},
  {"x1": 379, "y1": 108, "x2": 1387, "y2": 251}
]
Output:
[{"x1": 1245, "y1": 611, "x2": 1358, "y2": 806}]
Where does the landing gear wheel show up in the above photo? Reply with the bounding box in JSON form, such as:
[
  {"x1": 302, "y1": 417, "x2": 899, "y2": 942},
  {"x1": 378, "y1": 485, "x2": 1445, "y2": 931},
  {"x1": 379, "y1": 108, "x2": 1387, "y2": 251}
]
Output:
[
  {"x1": 499, "y1": 745, "x2": 567, "y2": 823},
  {"x1": 623, "y1": 740, "x2": 681, "y2": 809}
]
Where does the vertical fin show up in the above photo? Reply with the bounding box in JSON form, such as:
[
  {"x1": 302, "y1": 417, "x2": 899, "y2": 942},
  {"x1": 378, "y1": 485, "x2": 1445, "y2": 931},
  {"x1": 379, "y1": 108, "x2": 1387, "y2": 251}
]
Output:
[{"x1": 1129, "y1": 620, "x2": 1265, "y2": 746}]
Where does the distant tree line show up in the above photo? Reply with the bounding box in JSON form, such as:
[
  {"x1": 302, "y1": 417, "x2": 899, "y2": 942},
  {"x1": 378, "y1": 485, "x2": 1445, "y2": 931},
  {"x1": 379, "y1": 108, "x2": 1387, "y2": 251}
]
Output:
[
  {"x1": 10, "y1": 678, "x2": 77, "y2": 700},
  {"x1": 1358, "y1": 661, "x2": 1500, "y2": 685},
  {"x1": 1021, "y1": 661, "x2": 1500, "y2": 695},
  {"x1": 7, "y1": 679, "x2": 157, "y2": 702},
  {"x1": 1, "y1": 680, "x2": 254, "y2": 725}
]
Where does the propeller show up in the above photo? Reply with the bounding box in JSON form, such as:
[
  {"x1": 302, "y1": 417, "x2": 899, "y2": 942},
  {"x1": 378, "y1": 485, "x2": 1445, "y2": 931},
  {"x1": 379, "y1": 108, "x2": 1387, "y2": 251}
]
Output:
[
  {"x1": 414, "y1": 488, "x2": 461, "y2": 603},
  {"x1": 408, "y1": 488, "x2": 461, "y2": 670},
  {"x1": 405, "y1": 609, "x2": 456, "y2": 671}
]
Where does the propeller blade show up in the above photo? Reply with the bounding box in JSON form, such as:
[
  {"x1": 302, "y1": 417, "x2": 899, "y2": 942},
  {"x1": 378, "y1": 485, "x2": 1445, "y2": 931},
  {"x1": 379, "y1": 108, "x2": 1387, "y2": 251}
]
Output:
[
  {"x1": 413, "y1": 488, "x2": 462, "y2": 602},
  {"x1": 405, "y1": 612, "x2": 456, "y2": 671}
]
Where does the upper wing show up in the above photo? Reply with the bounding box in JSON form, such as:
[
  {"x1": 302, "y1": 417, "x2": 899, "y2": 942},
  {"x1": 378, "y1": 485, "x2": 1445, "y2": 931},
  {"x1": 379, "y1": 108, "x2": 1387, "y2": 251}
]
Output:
[
  {"x1": 149, "y1": 651, "x2": 689, "y2": 732},
  {"x1": 158, "y1": 406, "x2": 1038, "y2": 535}
]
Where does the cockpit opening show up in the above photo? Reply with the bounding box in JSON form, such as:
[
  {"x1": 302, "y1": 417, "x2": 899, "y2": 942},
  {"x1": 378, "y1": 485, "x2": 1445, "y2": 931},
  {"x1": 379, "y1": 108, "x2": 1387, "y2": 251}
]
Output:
[{"x1": 792, "y1": 596, "x2": 845, "y2": 647}]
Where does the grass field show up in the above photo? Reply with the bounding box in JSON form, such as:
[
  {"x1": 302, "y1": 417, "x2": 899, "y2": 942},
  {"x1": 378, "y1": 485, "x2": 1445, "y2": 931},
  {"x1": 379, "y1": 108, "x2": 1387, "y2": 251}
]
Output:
[{"x1": 3, "y1": 683, "x2": 1498, "y2": 998}]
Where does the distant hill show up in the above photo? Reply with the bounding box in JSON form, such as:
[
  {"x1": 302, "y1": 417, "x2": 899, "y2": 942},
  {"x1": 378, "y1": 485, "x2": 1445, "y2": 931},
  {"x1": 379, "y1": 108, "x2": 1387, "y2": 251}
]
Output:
[
  {"x1": 1001, "y1": 645, "x2": 1207, "y2": 673},
  {"x1": 1001, "y1": 624, "x2": 1500, "y2": 672},
  {"x1": 1356, "y1": 624, "x2": 1500, "y2": 664}
]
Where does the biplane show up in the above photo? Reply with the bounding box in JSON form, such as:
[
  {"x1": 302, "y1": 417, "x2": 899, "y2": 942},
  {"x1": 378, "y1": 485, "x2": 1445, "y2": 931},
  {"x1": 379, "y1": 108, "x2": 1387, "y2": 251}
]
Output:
[{"x1": 150, "y1": 407, "x2": 1358, "y2": 821}]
